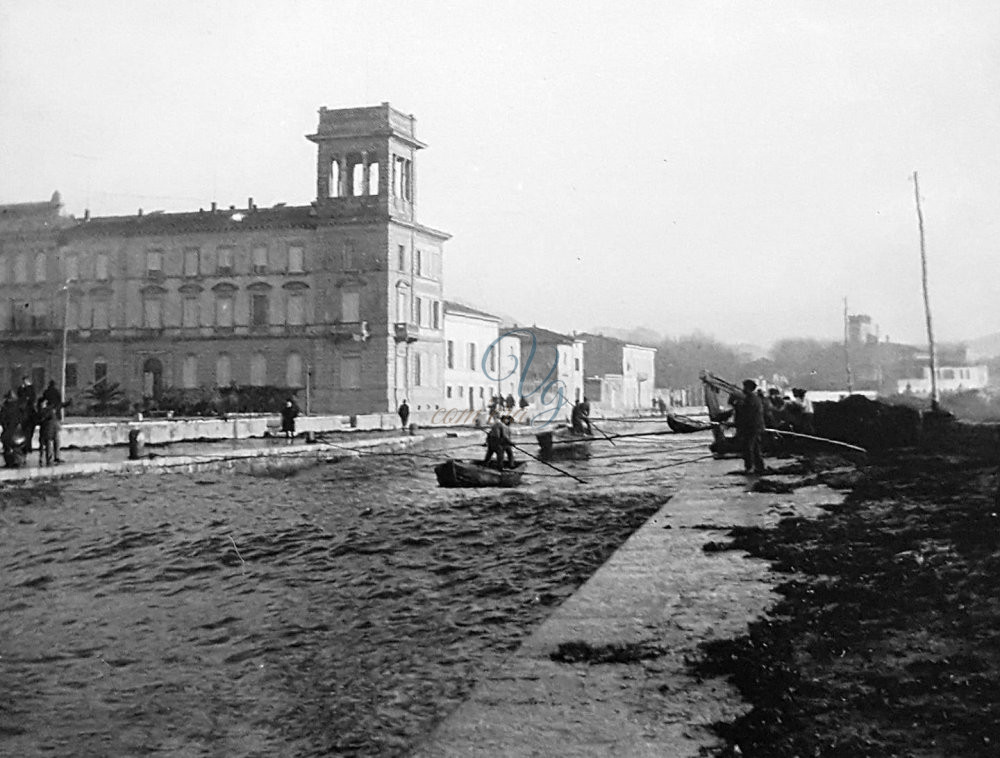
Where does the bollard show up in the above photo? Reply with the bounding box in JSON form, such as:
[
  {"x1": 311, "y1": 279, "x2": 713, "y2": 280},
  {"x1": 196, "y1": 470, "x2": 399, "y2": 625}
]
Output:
[{"x1": 128, "y1": 428, "x2": 145, "y2": 460}]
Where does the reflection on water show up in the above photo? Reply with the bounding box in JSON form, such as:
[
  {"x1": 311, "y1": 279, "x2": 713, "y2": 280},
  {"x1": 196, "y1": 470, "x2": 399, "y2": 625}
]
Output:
[{"x1": 0, "y1": 432, "x2": 706, "y2": 756}]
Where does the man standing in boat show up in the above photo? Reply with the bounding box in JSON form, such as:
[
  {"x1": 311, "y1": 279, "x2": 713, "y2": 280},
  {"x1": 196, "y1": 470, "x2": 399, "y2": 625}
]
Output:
[{"x1": 483, "y1": 414, "x2": 515, "y2": 470}]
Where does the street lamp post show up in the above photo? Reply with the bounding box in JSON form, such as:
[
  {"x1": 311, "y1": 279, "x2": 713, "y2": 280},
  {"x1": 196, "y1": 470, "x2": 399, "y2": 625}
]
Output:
[{"x1": 60, "y1": 279, "x2": 72, "y2": 421}]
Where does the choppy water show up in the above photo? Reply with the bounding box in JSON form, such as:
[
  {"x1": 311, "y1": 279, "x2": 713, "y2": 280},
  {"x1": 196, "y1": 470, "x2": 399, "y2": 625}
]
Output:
[{"x1": 0, "y1": 431, "x2": 709, "y2": 756}]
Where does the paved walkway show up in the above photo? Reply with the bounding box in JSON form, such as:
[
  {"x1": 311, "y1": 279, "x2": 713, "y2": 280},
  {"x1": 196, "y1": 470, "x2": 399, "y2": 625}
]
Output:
[
  {"x1": 0, "y1": 429, "x2": 483, "y2": 484},
  {"x1": 413, "y1": 458, "x2": 844, "y2": 757}
]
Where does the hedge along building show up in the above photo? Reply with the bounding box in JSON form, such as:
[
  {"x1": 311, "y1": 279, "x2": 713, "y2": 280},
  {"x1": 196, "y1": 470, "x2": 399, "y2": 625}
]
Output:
[{"x1": 0, "y1": 103, "x2": 450, "y2": 415}]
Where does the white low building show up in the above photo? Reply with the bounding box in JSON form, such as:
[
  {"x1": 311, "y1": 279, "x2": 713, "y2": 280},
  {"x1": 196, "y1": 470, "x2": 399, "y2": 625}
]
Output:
[{"x1": 897, "y1": 365, "x2": 989, "y2": 395}]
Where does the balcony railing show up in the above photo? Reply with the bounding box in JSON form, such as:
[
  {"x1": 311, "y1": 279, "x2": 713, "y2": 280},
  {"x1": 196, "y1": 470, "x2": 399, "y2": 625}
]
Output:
[
  {"x1": 393, "y1": 321, "x2": 423, "y2": 343},
  {"x1": 331, "y1": 320, "x2": 370, "y2": 342}
]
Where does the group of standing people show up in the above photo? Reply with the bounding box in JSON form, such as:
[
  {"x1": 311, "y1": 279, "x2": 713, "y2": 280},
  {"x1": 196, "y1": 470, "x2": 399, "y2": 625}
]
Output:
[
  {"x1": 0, "y1": 378, "x2": 65, "y2": 468},
  {"x1": 725, "y1": 380, "x2": 815, "y2": 475}
]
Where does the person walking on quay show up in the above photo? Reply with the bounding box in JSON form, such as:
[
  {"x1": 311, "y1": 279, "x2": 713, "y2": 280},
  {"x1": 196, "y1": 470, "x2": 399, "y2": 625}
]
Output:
[
  {"x1": 36, "y1": 397, "x2": 61, "y2": 466},
  {"x1": 505, "y1": 393, "x2": 515, "y2": 412},
  {"x1": 736, "y1": 379, "x2": 766, "y2": 475},
  {"x1": 280, "y1": 397, "x2": 299, "y2": 440},
  {"x1": 16, "y1": 377, "x2": 37, "y2": 453},
  {"x1": 397, "y1": 399, "x2": 410, "y2": 431},
  {"x1": 1, "y1": 390, "x2": 26, "y2": 468}
]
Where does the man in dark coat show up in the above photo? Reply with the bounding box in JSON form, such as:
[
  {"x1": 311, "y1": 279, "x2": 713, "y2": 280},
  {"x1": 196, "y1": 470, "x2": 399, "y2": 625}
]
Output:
[
  {"x1": 16, "y1": 377, "x2": 37, "y2": 453},
  {"x1": 483, "y1": 414, "x2": 514, "y2": 470},
  {"x1": 280, "y1": 397, "x2": 299, "y2": 440},
  {"x1": 397, "y1": 399, "x2": 410, "y2": 430},
  {"x1": 735, "y1": 379, "x2": 766, "y2": 475}
]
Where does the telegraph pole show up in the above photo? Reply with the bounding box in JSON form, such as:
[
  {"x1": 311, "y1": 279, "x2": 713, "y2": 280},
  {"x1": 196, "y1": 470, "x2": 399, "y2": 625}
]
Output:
[{"x1": 912, "y1": 171, "x2": 940, "y2": 411}]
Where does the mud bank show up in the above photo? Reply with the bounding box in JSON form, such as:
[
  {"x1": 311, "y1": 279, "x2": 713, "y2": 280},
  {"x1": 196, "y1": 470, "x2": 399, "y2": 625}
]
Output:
[{"x1": 692, "y1": 423, "x2": 1000, "y2": 757}]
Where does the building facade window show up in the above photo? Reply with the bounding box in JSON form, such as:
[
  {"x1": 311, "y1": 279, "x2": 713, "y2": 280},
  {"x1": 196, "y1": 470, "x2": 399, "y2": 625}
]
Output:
[
  {"x1": 286, "y1": 292, "x2": 305, "y2": 325},
  {"x1": 94, "y1": 359, "x2": 108, "y2": 386},
  {"x1": 341, "y1": 355, "x2": 361, "y2": 389},
  {"x1": 341, "y1": 290, "x2": 360, "y2": 322},
  {"x1": 216, "y1": 354, "x2": 231, "y2": 386},
  {"x1": 468, "y1": 343, "x2": 477, "y2": 370},
  {"x1": 14, "y1": 254, "x2": 27, "y2": 283},
  {"x1": 216, "y1": 295, "x2": 234, "y2": 327},
  {"x1": 146, "y1": 250, "x2": 163, "y2": 277},
  {"x1": 0, "y1": 257, "x2": 6, "y2": 284},
  {"x1": 31, "y1": 301, "x2": 49, "y2": 330},
  {"x1": 250, "y1": 353, "x2": 267, "y2": 386},
  {"x1": 286, "y1": 352, "x2": 303, "y2": 388},
  {"x1": 65, "y1": 254, "x2": 79, "y2": 281},
  {"x1": 396, "y1": 286, "x2": 409, "y2": 323},
  {"x1": 250, "y1": 294, "x2": 269, "y2": 326},
  {"x1": 252, "y1": 245, "x2": 268, "y2": 274},
  {"x1": 415, "y1": 353, "x2": 423, "y2": 386},
  {"x1": 217, "y1": 246, "x2": 234, "y2": 273},
  {"x1": 95, "y1": 253, "x2": 109, "y2": 281},
  {"x1": 65, "y1": 362, "x2": 78, "y2": 389},
  {"x1": 397, "y1": 244, "x2": 406, "y2": 271},
  {"x1": 432, "y1": 301, "x2": 441, "y2": 329},
  {"x1": 182, "y1": 297, "x2": 199, "y2": 327},
  {"x1": 414, "y1": 296, "x2": 424, "y2": 326},
  {"x1": 182, "y1": 355, "x2": 198, "y2": 389},
  {"x1": 287, "y1": 245, "x2": 304, "y2": 273},
  {"x1": 184, "y1": 248, "x2": 200, "y2": 277},
  {"x1": 143, "y1": 295, "x2": 163, "y2": 328},
  {"x1": 342, "y1": 242, "x2": 356, "y2": 271},
  {"x1": 34, "y1": 253, "x2": 47, "y2": 282},
  {"x1": 92, "y1": 298, "x2": 110, "y2": 329},
  {"x1": 447, "y1": 340, "x2": 454, "y2": 369}
]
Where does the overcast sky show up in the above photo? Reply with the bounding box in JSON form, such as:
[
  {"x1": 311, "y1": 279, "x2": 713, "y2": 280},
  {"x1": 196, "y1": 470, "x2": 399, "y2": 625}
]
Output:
[{"x1": 2, "y1": 1, "x2": 998, "y2": 347}]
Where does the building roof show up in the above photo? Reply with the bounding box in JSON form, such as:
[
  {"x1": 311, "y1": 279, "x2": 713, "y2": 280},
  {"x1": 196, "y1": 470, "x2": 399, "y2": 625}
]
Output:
[
  {"x1": 67, "y1": 204, "x2": 319, "y2": 239},
  {"x1": 504, "y1": 324, "x2": 580, "y2": 345},
  {"x1": 444, "y1": 300, "x2": 500, "y2": 321}
]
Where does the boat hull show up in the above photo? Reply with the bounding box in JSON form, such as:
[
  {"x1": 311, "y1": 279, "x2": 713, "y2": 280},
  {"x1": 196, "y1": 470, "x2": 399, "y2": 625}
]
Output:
[
  {"x1": 667, "y1": 413, "x2": 713, "y2": 433},
  {"x1": 535, "y1": 429, "x2": 592, "y2": 460},
  {"x1": 434, "y1": 459, "x2": 527, "y2": 488}
]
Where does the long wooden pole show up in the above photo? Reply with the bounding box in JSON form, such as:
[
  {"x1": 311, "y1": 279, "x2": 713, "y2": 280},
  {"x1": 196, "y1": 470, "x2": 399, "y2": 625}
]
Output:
[{"x1": 913, "y1": 171, "x2": 940, "y2": 411}]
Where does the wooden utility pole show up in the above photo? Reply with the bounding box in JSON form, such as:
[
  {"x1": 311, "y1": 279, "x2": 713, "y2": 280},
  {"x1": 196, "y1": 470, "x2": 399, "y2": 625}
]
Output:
[{"x1": 912, "y1": 171, "x2": 940, "y2": 411}]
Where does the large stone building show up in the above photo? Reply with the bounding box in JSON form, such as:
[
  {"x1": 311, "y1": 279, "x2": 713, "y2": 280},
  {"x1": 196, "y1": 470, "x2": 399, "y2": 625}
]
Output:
[
  {"x1": 578, "y1": 332, "x2": 656, "y2": 414},
  {"x1": 0, "y1": 103, "x2": 450, "y2": 415}
]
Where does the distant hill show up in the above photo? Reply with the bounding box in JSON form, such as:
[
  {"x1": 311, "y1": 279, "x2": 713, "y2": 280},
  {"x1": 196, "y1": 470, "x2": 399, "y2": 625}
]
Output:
[
  {"x1": 589, "y1": 326, "x2": 662, "y2": 346},
  {"x1": 966, "y1": 332, "x2": 1000, "y2": 360}
]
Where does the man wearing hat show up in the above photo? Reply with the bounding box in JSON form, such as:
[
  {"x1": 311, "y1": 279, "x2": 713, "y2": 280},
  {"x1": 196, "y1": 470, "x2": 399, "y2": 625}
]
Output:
[{"x1": 735, "y1": 379, "x2": 766, "y2": 475}]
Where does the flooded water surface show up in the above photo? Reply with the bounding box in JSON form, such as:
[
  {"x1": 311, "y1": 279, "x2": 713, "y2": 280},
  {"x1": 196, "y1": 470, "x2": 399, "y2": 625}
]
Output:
[{"x1": 0, "y1": 432, "x2": 707, "y2": 756}]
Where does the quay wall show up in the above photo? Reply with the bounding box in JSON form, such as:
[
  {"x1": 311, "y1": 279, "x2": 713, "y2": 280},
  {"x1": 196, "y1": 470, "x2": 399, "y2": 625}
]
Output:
[{"x1": 59, "y1": 409, "x2": 467, "y2": 450}]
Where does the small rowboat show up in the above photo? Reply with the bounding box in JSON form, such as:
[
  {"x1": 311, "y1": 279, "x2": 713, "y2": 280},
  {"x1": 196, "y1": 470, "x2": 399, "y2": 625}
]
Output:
[
  {"x1": 535, "y1": 427, "x2": 592, "y2": 460},
  {"x1": 434, "y1": 459, "x2": 528, "y2": 488},
  {"x1": 667, "y1": 413, "x2": 713, "y2": 434}
]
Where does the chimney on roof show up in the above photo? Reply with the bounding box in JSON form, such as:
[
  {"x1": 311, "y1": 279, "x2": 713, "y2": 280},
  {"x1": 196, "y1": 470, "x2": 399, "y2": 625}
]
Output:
[
  {"x1": 229, "y1": 205, "x2": 235, "y2": 211},
  {"x1": 248, "y1": 197, "x2": 253, "y2": 210},
  {"x1": 210, "y1": 201, "x2": 217, "y2": 212},
  {"x1": 83, "y1": 209, "x2": 90, "y2": 221},
  {"x1": 137, "y1": 208, "x2": 143, "y2": 217}
]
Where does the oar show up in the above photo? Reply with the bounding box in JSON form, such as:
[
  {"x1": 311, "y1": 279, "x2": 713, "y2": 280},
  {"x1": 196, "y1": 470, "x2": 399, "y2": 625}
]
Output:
[
  {"x1": 766, "y1": 429, "x2": 868, "y2": 454},
  {"x1": 511, "y1": 442, "x2": 587, "y2": 484},
  {"x1": 589, "y1": 419, "x2": 617, "y2": 447}
]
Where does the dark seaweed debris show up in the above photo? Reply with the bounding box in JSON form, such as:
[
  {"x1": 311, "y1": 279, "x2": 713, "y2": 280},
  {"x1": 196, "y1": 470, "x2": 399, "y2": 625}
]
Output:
[
  {"x1": 550, "y1": 640, "x2": 665, "y2": 665},
  {"x1": 692, "y1": 428, "x2": 1000, "y2": 757}
]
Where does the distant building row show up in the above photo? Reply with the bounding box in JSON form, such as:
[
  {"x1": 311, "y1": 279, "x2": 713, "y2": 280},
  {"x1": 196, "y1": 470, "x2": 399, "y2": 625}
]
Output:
[{"x1": 0, "y1": 104, "x2": 656, "y2": 418}]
